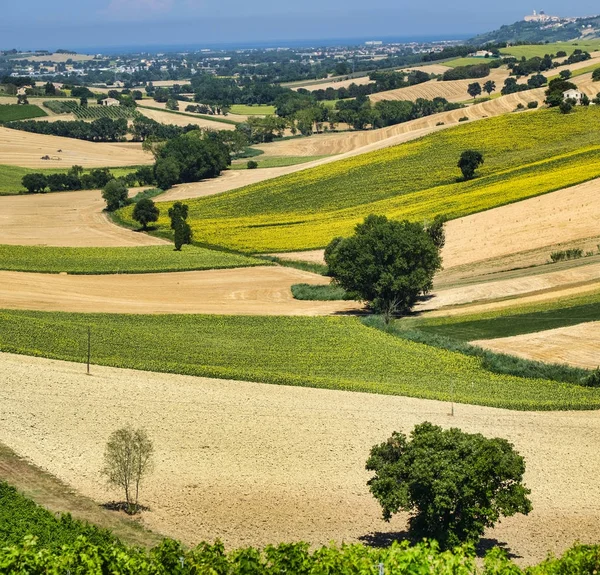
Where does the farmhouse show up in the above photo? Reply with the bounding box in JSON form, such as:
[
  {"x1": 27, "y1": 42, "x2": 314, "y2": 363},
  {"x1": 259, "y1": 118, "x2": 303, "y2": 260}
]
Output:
[
  {"x1": 101, "y1": 97, "x2": 120, "y2": 107},
  {"x1": 563, "y1": 88, "x2": 583, "y2": 102}
]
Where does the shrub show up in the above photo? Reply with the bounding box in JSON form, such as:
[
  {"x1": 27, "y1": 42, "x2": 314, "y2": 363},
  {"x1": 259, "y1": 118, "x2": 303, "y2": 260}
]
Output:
[
  {"x1": 247, "y1": 160, "x2": 258, "y2": 169},
  {"x1": 583, "y1": 368, "x2": 600, "y2": 387},
  {"x1": 458, "y1": 116, "x2": 469, "y2": 122},
  {"x1": 527, "y1": 101, "x2": 539, "y2": 109},
  {"x1": 21, "y1": 173, "x2": 48, "y2": 193},
  {"x1": 550, "y1": 248, "x2": 583, "y2": 262}
]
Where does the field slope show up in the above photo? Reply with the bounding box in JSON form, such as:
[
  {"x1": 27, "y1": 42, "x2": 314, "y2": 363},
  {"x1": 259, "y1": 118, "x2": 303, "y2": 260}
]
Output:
[{"x1": 122, "y1": 106, "x2": 600, "y2": 252}]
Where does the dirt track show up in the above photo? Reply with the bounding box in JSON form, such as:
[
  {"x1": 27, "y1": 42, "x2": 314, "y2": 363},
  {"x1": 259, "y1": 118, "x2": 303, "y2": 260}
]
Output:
[
  {"x1": 1, "y1": 351, "x2": 599, "y2": 564},
  {"x1": 472, "y1": 322, "x2": 600, "y2": 369},
  {"x1": 0, "y1": 267, "x2": 359, "y2": 315},
  {"x1": 0, "y1": 127, "x2": 152, "y2": 168},
  {"x1": 0, "y1": 190, "x2": 166, "y2": 247}
]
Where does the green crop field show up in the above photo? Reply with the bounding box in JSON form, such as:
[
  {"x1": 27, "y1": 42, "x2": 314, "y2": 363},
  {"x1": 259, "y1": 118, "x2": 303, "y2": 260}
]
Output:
[
  {"x1": 402, "y1": 290, "x2": 600, "y2": 342},
  {"x1": 0, "y1": 245, "x2": 264, "y2": 274},
  {"x1": 0, "y1": 165, "x2": 142, "y2": 195},
  {"x1": 1, "y1": 310, "x2": 599, "y2": 410},
  {"x1": 230, "y1": 104, "x2": 276, "y2": 115},
  {"x1": 0, "y1": 104, "x2": 47, "y2": 122},
  {"x1": 118, "y1": 106, "x2": 600, "y2": 253},
  {"x1": 230, "y1": 156, "x2": 329, "y2": 170},
  {"x1": 43, "y1": 100, "x2": 137, "y2": 119},
  {"x1": 501, "y1": 40, "x2": 600, "y2": 59}
]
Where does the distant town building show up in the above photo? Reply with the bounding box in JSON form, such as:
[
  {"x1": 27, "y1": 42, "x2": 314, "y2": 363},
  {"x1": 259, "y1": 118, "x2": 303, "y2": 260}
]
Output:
[
  {"x1": 365, "y1": 41, "x2": 383, "y2": 46},
  {"x1": 524, "y1": 10, "x2": 561, "y2": 22},
  {"x1": 563, "y1": 88, "x2": 583, "y2": 102},
  {"x1": 101, "y1": 97, "x2": 120, "y2": 107}
]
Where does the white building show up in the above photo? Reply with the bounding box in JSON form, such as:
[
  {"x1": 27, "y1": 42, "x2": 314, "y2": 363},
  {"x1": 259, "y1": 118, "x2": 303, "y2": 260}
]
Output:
[
  {"x1": 563, "y1": 89, "x2": 583, "y2": 102},
  {"x1": 101, "y1": 97, "x2": 120, "y2": 107}
]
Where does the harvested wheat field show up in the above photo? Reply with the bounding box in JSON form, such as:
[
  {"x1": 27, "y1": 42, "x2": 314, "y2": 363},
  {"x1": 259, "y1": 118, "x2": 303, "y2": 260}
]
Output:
[
  {"x1": 290, "y1": 75, "x2": 375, "y2": 92},
  {"x1": 137, "y1": 107, "x2": 235, "y2": 130},
  {"x1": 0, "y1": 267, "x2": 359, "y2": 315},
  {"x1": 1, "y1": 351, "x2": 600, "y2": 564},
  {"x1": 0, "y1": 190, "x2": 165, "y2": 247},
  {"x1": 472, "y1": 322, "x2": 600, "y2": 370},
  {"x1": 0, "y1": 127, "x2": 152, "y2": 168}
]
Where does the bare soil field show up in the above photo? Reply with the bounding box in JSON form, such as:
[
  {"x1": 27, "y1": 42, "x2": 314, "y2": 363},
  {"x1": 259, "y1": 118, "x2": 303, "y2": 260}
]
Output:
[
  {"x1": 0, "y1": 127, "x2": 152, "y2": 168},
  {"x1": 1, "y1": 352, "x2": 599, "y2": 565},
  {"x1": 137, "y1": 107, "x2": 235, "y2": 130},
  {"x1": 0, "y1": 189, "x2": 166, "y2": 247},
  {"x1": 14, "y1": 53, "x2": 94, "y2": 63},
  {"x1": 472, "y1": 322, "x2": 600, "y2": 369},
  {"x1": 291, "y1": 75, "x2": 375, "y2": 92},
  {"x1": 0, "y1": 267, "x2": 359, "y2": 315}
]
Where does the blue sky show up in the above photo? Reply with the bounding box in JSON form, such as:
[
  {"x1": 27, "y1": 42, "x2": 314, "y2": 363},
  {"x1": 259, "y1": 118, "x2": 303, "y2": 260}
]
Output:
[{"x1": 2, "y1": 1, "x2": 599, "y2": 50}]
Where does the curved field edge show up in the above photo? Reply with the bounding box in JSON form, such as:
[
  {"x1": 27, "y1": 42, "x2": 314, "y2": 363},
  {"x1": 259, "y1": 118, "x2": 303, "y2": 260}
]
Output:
[
  {"x1": 117, "y1": 106, "x2": 600, "y2": 252},
  {"x1": 0, "y1": 245, "x2": 265, "y2": 274},
  {"x1": 1, "y1": 310, "x2": 600, "y2": 410}
]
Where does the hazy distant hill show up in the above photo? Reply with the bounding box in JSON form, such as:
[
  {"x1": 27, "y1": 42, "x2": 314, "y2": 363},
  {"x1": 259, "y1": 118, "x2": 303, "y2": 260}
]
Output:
[{"x1": 472, "y1": 15, "x2": 600, "y2": 44}]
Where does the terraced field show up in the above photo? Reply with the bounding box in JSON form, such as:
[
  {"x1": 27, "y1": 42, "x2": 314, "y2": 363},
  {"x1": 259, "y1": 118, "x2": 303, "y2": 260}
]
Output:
[{"x1": 124, "y1": 106, "x2": 600, "y2": 253}]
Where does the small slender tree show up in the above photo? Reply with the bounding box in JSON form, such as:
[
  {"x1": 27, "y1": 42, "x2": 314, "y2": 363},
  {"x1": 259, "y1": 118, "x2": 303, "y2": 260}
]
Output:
[
  {"x1": 168, "y1": 201, "x2": 193, "y2": 251},
  {"x1": 458, "y1": 150, "x2": 484, "y2": 181},
  {"x1": 132, "y1": 198, "x2": 159, "y2": 230},
  {"x1": 102, "y1": 426, "x2": 154, "y2": 514}
]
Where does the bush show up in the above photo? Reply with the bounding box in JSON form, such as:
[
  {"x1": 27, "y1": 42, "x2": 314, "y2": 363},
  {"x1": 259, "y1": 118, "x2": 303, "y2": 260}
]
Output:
[
  {"x1": 291, "y1": 283, "x2": 350, "y2": 301},
  {"x1": 247, "y1": 160, "x2": 258, "y2": 169},
  {"x1": 458, "y1": 116, "x2": 469, "y2": 122},
  {"x1": 583, "y1": 368, "x2": 600, "y2": 387},
  {"x1": 21, "y1": 173, "x2": 48, "y2": 193},
  {"x1": 527, "y1": 101, "x2": 539, "y2": 109},
  {"x1": 366, "y1": 422, "x2": 532, "y2": 549},
  {"x1": 593, "y1": 68, "x2": 600, "y2": 82},
  {"x1": 550, "y1": 248, "x2": 583, "y2": 262}
]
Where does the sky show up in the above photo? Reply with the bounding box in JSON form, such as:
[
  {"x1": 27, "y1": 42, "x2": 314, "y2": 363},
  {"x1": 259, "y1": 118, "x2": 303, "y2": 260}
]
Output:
[{"x1": 2, "y1": 0, "x2": 599, "y2": 51}]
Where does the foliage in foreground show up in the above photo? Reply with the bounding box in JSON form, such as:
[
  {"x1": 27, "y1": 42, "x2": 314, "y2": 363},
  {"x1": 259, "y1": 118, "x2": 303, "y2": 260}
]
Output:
[
  {"x1": 129, "y1": 106, "x2": 600, "y2": 252},
  {"x1": 0, "y1": 245, "x2": 264, "y2": 274},
  {"x1": 1, "y1": 311, "x2": 600, "y2": 410},
  {"x1": 367, "y1": 423, "x2": 532, "y2": 549}
]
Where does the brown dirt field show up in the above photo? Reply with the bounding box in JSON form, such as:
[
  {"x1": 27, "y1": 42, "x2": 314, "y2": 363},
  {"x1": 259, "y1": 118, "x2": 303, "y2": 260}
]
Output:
[
  {"x1": 1, "y1": 352, "x2": 600, "y2": 565},
  {"x1": 14, "y1": 53, "x2": 94, "y2": 63},
  {"x1": 0, "y1": 127, "x2": 152, "y2": 168},
  {"x1": 0, "y1": 440, "x2": 161, "y2": 548},
  {"x1": 472, "y1": 322, "x2": 600, "y2": 370},
  {"x1": 137, "y1": 107, "x2": 235, "y2": 130},
  {"x1": 291, "y1": 75, "x2": 375, "y2": 92},
  {"x1": 0, "y1": 267, "x2": 360, "y2": 315},
  {"x1": 0, "y1": 189, "x2": 166, "y2": 247}
]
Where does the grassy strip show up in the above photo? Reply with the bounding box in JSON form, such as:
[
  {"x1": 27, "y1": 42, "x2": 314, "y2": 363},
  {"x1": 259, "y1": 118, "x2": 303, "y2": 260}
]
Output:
[
  {"x1": 137, "y1": 105, "x2": 239, "y2": 125},
  {"x1": 0, "y1": 104, "x2": 47, "y2": 122},
  {"x1": 0, "y1": 245, "x2": 265, "y2": 274},
  {"x1": 130, "y1": 187, "x2": 164, "y2": 202},
  {"x1": 500, "y1": 40, "x2": 600, "y2": 59},
  {"x1": 405, "y1": 291, "x2": 600, "y2": 341},
  {"x1": 230, "y1": 156, "x2": 329, "y2": 170},
  {"x1": 291, "y1": 283, "x2": 350, "y2": 301},
  {"x1": 362, "y1": 316, "x2": 590, "y2": 386},
  {"x1": 230, "y1": 104, "x2": 275, "y2": 115},
  {"x1": 130, "y1": 106, "x2": 600, "y2": 253},
  {"x1": 257, "y1": 255, "x2": 329, "y2": 275},
  {"x1": 0, "y1": 164, "x2": 143, "y2": 195},
  {"x1": 0, "y1": 481, "x2": 117, "y2": 549},
  {"x1": 1, "y1": 310, "x2": 600, "y2": 410}
]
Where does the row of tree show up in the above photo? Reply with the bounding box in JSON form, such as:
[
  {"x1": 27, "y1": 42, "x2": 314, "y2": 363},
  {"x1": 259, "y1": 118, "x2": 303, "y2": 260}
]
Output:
[{"x1": 6, "y1": 117, "x2": 128, "y2": 142}]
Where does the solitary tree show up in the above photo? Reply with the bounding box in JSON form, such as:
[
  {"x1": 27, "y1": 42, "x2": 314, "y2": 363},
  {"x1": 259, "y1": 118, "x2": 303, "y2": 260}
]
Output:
[
  {"x1": 458, "y1": 150, "x2": 484, "y2": 180},
  {"x1": 325, "y1": 215, "x2": 442, "y2": 322},
  {"x1": 483, "y1": 80, "x2": 496, "y2": 96},
  {"x1": 102, "y1": 179, "x2": 129, "y2": 211},
  {"x1": 366, "y1": 423, "x2": 532, "y2": 550},
  {"x1": 21, "y1": 173, "x2": 48, "y2": 193},
  {"x1": 467, "y1": 82, "x2": 482, "y2": 100},
  {"x1": 168, "y1": 201, "x2": 193, "y2": 251},
  {"x1": 102, "y1": 426, "x2": 154, "y2": 514},
  {"x1": 132, "y1": 198, "x2": 159, "y2": 230}
]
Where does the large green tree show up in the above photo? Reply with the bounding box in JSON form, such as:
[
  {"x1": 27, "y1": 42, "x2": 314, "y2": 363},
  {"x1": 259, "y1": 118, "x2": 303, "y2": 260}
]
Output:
[
  {"x1": 458, "y1": 150, "x2": 484, "y2": 180},
  {"x1": 101, "y1": 179, "x2": 129, "y2": 212},
  {"x1": 366, "y1": 423, "x2": 532, "y2": 549},
  {"x1": 21, "y1": 173, "x2": 48, "y2": 194},
  {"x1": 132, "y1": 198, "x2": 159, "y2": 230},
  {"x1": 325, "y1": 215, "x2": 442, "y2": 321}
]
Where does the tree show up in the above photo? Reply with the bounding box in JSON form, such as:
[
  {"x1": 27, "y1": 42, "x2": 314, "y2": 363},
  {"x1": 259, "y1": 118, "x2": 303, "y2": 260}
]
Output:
[
  {"x1": 21, "y1": 173, "x2": 47, "y2": 193},
  {"x1": 80, "y1": 97, "x2": 88, "y2": 108},
  {"x1": 168, "y1": 201, "x2": 193, "y2": 251},
  {"x1": 483, "y1": 80, "x2": 496, "y2": 95},
  {"x1": 425, "y1": 214, "x2": 448, "y2": 250},
  {"x1": 44, "y1": 82, "x2": 56, "y2": 95},
  {"x1": 593, "y1": 68, "x2": 600, "y2": 82},
  {"x1": 467, "y1": 82, "x2": 482, "y2": 100},
  {"x1": 102, "y1": 179, "x2": 129, "y2": 211},
  {"x1": 325, "y1": 215, "x2": 441, "y2": 322},
  {"x1": 458, "y1": 150, "x2": 484, "y2": 181},
  {"x1": 581, "y1": 94, "x2": 591, "y2": 106},
  {"x1": 560, "y1": 100, "x2": 574, "y2": 114},
  {"x1": 366, "y1": 423, "x2": 532, "y2": 549},
  {"x1": 101, "y1": 426, "x2": 154, "y2": 514},
  {"x1": 154, "y1": 156, "x2": 180, "y2": 190},
  {"x1": 132, "y1": 198, "x2": 159, "y2": 230},
  {"x1": 17, "y1": 94, "x2": 28, "y2": 105},
  {"x1": 166, "y1": 98, "x2": 179, "y2": 111},
  {"x1": 559, "y1": 69, "x2": 572, "y2": 80}
]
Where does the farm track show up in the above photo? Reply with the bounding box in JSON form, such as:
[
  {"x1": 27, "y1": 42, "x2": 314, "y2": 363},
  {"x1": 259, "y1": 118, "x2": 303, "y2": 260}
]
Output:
[
  {"x1": 0, "y1": 127, "x2": 152, "y2": 168},
  {"x1": 0, "y1": 267, "x2": 359, "y2": 315},
  {"x1": 472, "y1": 322, "x2": 600, "y2": 369},
  {"x1": 1, "y1": 351, "x2": 600, "y2": 564}
]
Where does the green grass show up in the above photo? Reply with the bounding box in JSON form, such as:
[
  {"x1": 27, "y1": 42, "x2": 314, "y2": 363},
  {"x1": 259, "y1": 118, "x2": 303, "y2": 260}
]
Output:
[
  {"x1": 230, "y1": 156, "x2": 329, "y2": 170},
  {"x1": 0, "y1": 245, "x2": 265, "y2": 274},
  {"x1": 443, "y1": 57, "x2": 500, "y2": 68},
  {"x1": 124, "y1": 106, "x2": 600, "y2": 253},
  {"x1": 291, "y1": 283, "x2": 350, "y2": 300},
  {"x1": 2, "y1": 310, "x2": 600, "y2": 410},
  {"x1": 549, "y1": 63, "x2": 600, "y2": 80},
  {"x1": 230, "y1": 104, "x2": 276, "y2": 115},
  {"x1": 0, "y1": 104, "x2": 47, "y2": 122},
  {"x1": 402, "y1": 290, "x2": 600, "y2": 342},
  {"x1": 0, "y1": 165, "x2": 143, "y2": 195},
  {"x1": 501, "y1": 40, "x2": 600, "y2": 59}
]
